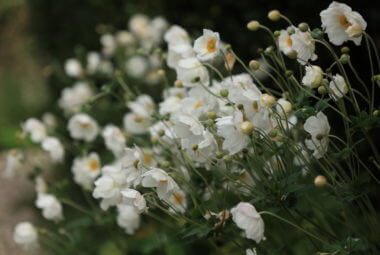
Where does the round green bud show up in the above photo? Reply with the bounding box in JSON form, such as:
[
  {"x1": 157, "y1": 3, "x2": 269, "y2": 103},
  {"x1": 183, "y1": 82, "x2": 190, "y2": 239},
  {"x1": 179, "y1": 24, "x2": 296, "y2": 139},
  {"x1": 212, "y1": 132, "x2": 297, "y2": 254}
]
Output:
[
  {"x1": 249, "y1": 60, "x2": 260, "y2": 70},
  {"x1": 373, "y1": 110, "x2": 379, "y2": 117},
  {"x1": 287, "y1": 26, "x2": 295, "y2": 35},
  {"x1": 285, "y1": 70, "x2": 294, "y2": 77},
  {"x1": 273, "y1": 30, "x2": 281, "y2": 37},
  {"x1": 268, "y1": 10, "x2": 281, "y2": 21},
  {"x1": 216, "y1": 151, "x2": 224, "y2": 159},
  {"x1": 240, "y1": 121, "x2": 254, "y2": 135},
  {"x1": 220, "y1": 89, "x2": 229, "y2": 98},
  {"x1": 157, "y1": 69, "x2": 165, "y2": 77},
  {"x1": 340, "y1": 54, "x2": 350, "y2": 64},
  {"x1": 341, "y1": 46, "x2": 350, "y2": 54},
  {"x1": 298, "y1": 22, "x2": 309, "y2": 32},
  {"x1": 207, "y1": 111, "x2": 217, "y2": 120},
  {"x1": 158, "y1": 129, "x2": 165, "y2": 137},
  {"x1": 192, "y1": 144, "x2": 199, "y2": 151},
  {"x1": 223, "y1": 155, "x2": 232, "y2": 163},
  {"x1": 247, "y1": 20, "x2": 260, "y2": 31},
  {"x1": 265, "y1": 45, "x2": 275, "y2": 55},
  {"x1": 318, "y1": 86, "x2": 327, "y2": 95},
  {"x1": 268, "y1": 129, "x2": 278, "y2": 138}
]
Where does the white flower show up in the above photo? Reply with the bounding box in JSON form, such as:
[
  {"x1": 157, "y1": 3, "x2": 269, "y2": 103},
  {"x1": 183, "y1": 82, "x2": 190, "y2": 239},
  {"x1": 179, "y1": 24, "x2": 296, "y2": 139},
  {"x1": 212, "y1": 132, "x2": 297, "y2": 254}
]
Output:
[
  {"x1": 231, "y1": 202, "x2": 265, "y2": 243},
  {"x1": 164, "y1": 25, "x2": 191, "y2": 46},
  {"x1": 102, "y1": 125, "x2": 126, "y2": 156},
  {"x1": 41, "y1": 137, "x2": 65, "y2": 163},
  {"x1": 124, "y1": 113, "x2": 152, "y2": 135},
  {"x1": 141, "y1": 168, "x2": 179, "y2": 199},
  {"x1": 304, "y1": 112, "x2": 330, "y2": 159},
  {"x1": 164, "y1": 25, "x2": 194, "y2": 69},
  {"x1": 92, "y1": 164, "x2": 126, "y2": 210},
  {"x1": 22, "y1": 118, "x2": 47, "y2": 143},
  {"x1": 42, "y1": 112, "x2": 57, "y2": 130},
  {"x1": 165, "y1": 190, "x2": 187, "y2": 214},
  {"x1": 180, "y1": 86, "x2": 218, "y2": 118},
  {"x1": 121, "y1": 188, "x2": 147, "y2": 213},
  {"x1": 320, "y1": 1, "x2": 367, "y2": 46},
  {"x1": 176, "y1": 57, "x2": 209, "y2": 87},
  {"x1": 129, "y1": 14, "x2": 150, "y2": 38},
  {"x1": 115, "y1": 31, "x2": 135, "y2": 46},
  {"x1": 116, "y1": 204, "x2": 140, "y2": 234},
  {"x1": 246, "y1": 248, "x2": 257, "y2": 255},
  {"x1": 126, "y1": 56, "x2": 149, "y2": 78},
  {"x1": 302, "y1": 65, "x2": 323, "y2": 88},
  {"x1": 100, "y1": 33, "x2": 115, "y2": 56},
  {"x1": 329, "y1": 74, "x2": 348, "y2": 100},
  {"x1": 35, "y1": 176, "x2": 48, "y2": 194},
  {"x1": 13, "y1": 222, "x2": 39, "y2": 250},
  {"x1": 36, "y1": 193, "x2": 64, "y2": 222},
  {"x1": 2, "y1": 149, "x2": 23, "y2": 178},
  {"x1": 216, "y1": 110, "x2": 249, "y2": 155},
  {"x1": 68, "y1": 113, "x2": 99, "y2": 142},
  {"x1": 291, "y1": 30, "x2": 317, "y2": 65},
  {"x1": 279, "y1": 28, "x2": 296, "y2": 56},
  {"x1": 64, "y1": 58, "x2": 83, "y2": 77},
  {"x1": 124, "y1": 95, "x2": 155, "y2": 135},
  {"x1": 72, "y1": 153, "x2": 101, "y2": 189},
  {"x1": 58, "y1": 82, "x2": 93, "y2": 115},
  {"x1": 86, "y1": 52, "x2": 101, "y2": 74},
  {"x1": 193, "y1": 29, "x2": 220, "y2": 61}
]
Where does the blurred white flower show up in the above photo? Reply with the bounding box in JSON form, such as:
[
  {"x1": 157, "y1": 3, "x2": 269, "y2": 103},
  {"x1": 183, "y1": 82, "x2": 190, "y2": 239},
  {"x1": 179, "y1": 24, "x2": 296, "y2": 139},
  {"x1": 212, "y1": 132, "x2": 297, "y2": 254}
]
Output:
[
  {"x1": 124, "y1": 94, "x2": 155, "y2": 135},
  {"x1": 231, "y1": 202, "x2": 265, "y2": 243},
  {"x1": 320, "y1": 1, "x2": 367, "y2": 46},
  {"x1": 42, "y1": 112, "x2": 57, "y2": 130},
  {"x1": 86, "y1": 52, "x2": 101, "y2": 74},
  {"x1": 72, "y1": 153, "x2": 101, "y2": 190},
  {"x1": 193, "y1": 29, "x2": 220, "y2": 61},
  {"x1": 64, "y1": 58, "x2": 83, "y2": 77},
  {"x1": 176, "y1": 57, "x2": 209, "y2": 87},
  {"x1": 329, "y1": 74, "x2": 348, "y2": 100},
  {"x1": 290, "y1": 30, "x2": 317, "y2": 65},
  {"x1": 304, "y1": 111, "x2": 330, "y2": 159},
  {"x1": 302, "y1": 65, "x2": 323, "y2": 88},
  {"x1": 13, "y1": 222, "x2": 39, "y2": 250},
  {"x1": 121, "y1": 188, "x2": 147, "y2": 213},
  {"x1": 141, "y1": 168, "x2": 179, "y2": 199},
  {"x1": 129, "y1": 14, "x2": 150, "y2": 38},
  {"x1": 102, "y1": 124, "x2": 126, "y2": 157},
  {"x1": 117, "y1": 204, "x2": 140, "y2": 234},
  {"x1": 100, "y1": 33, "x2": 116, "y2": 56},
  {"x1": 22, "y1": 118, "x2": 47, "y2": 143},
  {"x1": 68, "y1": 113, "x2": 99, "y2": 142},
  {"x1": 35, "y1": 176, "x2": 48, "y2": 194},
  {"x1": 36, "y1": 193, "x2": 64, "y2": 222},
  {"x1": 246, "y1": 248, "x2": 257, "y2": 255},
  {"x1": 116, "y1": 30, "x2": 135, "y2": 46},
  {"x1": 2, "y1": 149, "x2": 23, "y2": 178},
  {"x1": 41, "y1": 137, "x2": 65, "y2": 163},
  {"x1": 58, "y1": 82, "x2": 93, "y2": 115},
  {"x1": 165, "y1": 189, "x2": 187, "y2": 213},
  {"x1": 126, "y1": 56, "x2": 149, "y2": 78}
]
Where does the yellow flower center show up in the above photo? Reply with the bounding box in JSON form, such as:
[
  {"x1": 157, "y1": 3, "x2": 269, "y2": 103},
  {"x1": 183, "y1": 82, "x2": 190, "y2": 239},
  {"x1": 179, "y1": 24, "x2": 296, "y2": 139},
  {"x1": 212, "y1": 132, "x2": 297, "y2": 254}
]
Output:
[
  {"x1": 194, "y1": 100, "x2": 204, "y2": 109},
  {"x1": 339, "y1": 14, "x2": 351, "y2": 28},
  {"x1": 143, "y1": 152, "x2": 153, "y2": 166},
  {"x1": 286, "y1": 37, "x2": 293, "y2": 47},
  {"x1": 206, "y1": 39, "x2": 216, "y2": 53},
  {"x1": 88, "y1": 159, "x2": 99, "y2": 171},
  {"x1": 80, "y1": 122, "x2": 91, "y2": 129}
]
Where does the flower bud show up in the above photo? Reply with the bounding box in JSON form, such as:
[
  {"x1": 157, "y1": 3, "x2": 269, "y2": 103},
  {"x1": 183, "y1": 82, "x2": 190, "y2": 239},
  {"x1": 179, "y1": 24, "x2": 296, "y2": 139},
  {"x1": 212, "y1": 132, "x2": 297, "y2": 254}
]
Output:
[
  {"x1": 287, "y1": 50, "x2": 297, "y2": 59},
  {"x1": 268, "y1": 129, "x2": 278, "y2": 138},
  {"x1": 240, "y1": 121, "x2": 254, "y2": 135},
  {"x1": 276, "y1": 98, "x2": 292, "y2": 113},
  {"x1": 318, "y1": 86, "x2": 327, "y2": 95},
  {"x1": 373, "y1": 109, "x2": 379, "y2": 117},
  {"x1": 285, "y1": 70, "x2": 294, "y2": 77},
  {"x1": 341, "y1": 46, "x2": 350, "y2": 54},
  {"x1": 158, "y1": 129, "x2": 165, "y2": 137},
  {"x1": 268, "y1": 10, "x2": 281, "y2": 21},
  {"x1": 247, "y1": 20, "x2": 260, "y2": 31},
  {"x1": 314, "y1": 175, "x2": 327, "y2": 187},
  {"x1": 174, "y1": 80, "x2": 183, "y2": 88},
  {"x1": 273, "y1": 30, "x2": 281, "y2": 37},
  {"x1": 191, "y1": 76, "x2": 200, "y2": 83},
  {"x1": 298, "y1": 23, "x2": 309, "y2": 32},
  {"x1": 157, "y1": 69, "x2": 165, "y2": 77},
  {"x1": 192, "y1": 144, "x2": 198, "y2": 151},
  {"x1": 151, "y1": 136, "x2": 159, "y2": 144},
  {"x1": 345, "y1": 24, "x2": 363, "y2": 38},
  {"x1": 340, "y1": 54, "x2": 350, "y2": 64},
  {"x1": 207, "y1": 111, "x2": 217, "y2": 120},
  {"x1": 216, "y1": 151, "x2": 224, "y2": 159},
  {"x1": 223, "y1": 155, "x2": 232, "y2": 163},
  {"x1": 287, "y1": 26, "x2": 295, "y2": 35},
  {"x1": 265, "y1": 46, "x2": 275, "y2": 55},
  {"x1": 220, "y1": 89, "x2": 229, "y2": 98},
  {"x1": 206, "y1": 119, "x2": 215, "y2": 127},
  {"x1": 249, "y1": 60, "x2": 260, "y2": 70},
  {"x1": 260, "y1": 94, "x2": 276, "y2": 107}
]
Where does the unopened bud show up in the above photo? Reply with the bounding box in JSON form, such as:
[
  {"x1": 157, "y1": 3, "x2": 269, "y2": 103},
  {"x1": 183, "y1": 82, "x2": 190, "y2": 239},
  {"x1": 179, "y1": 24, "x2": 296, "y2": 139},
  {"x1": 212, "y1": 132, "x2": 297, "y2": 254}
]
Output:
[
  {"x1": 318, "y1": 86, "x2": 327, "y2": 95},
  {"x1": 314, "y1": 175, "x2": 327, "y2": 187},
  {"x1": 287, "y1": 27, "x2": 295, "y2": 35},
  {"x1": 340, "y1": 54, "x2": 350, "y2": 64},
  {"x1": 192, "y1": 144, "x2": 198, "y2": 151},
  {"x1": 268, "y1": 10, "x2": 281, "y2": 21},
  {"x1": 345, "y1": 24, "x2": 363, "y2": 38},
  {"x1": 223, "y1": 155, "x2": 232, "y2": 163},
  {"x1": 268, "y1": 129, "x2": 278, "y2": 138},
  {"x1": 341, "y1": 46, "x2": 350, "y2": 54},
  {"x1": 157, "y1": 69, "x2": 165, "y2": 77},
  {"x1": 174, "y1": 80, "x2": 183, "y2": 88},
  {"x1": 220, "y1": 89, "x2": 229, "y2": 98},
  {"x1": 260, "y1": 94, "x2": 276, "y2": 107},
  {"x1": 265, "y1": 46, "x2": 275, "y2": 55},
  {"x1": 247, "y1": 20, "x2": 260, "y2": 31},
  {"x1": 216, "y1": 151, "x2": 224, "y2": 159},
  {"x1": 249, "y1": 60, "x2": 260, "y2": 70},
  {"x1": 158, "y1": 129, "x2": 165, "y2": 137},
  {"x1": 373, "y1": 110, "x2": 379, "y2": 117},
  {"x1": 207, "y1": 111, "x2": 217, "y2": 120},
  {"x1": 240, "y1": 121, "x2": 254, "y2": 135},
  {"x1": 298, "y1": 22, "x2": 309, "y2": 32},
  {"x1": 273, "y1": 30, "x2": 281, "y2": 37}
]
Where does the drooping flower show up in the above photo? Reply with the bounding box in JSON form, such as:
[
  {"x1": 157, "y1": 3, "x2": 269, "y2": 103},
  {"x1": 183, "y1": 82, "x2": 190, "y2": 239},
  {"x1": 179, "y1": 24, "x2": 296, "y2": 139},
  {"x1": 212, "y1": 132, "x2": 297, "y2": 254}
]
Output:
[
  {"x1": 121, "y1": 188, "x2": 148, "y2": 213},
  {"x1": 291, "y1": 30, "x2": 317, "y2": 64},
  {"x1": 116, "y1": 204, "x2": 140, "y2": 234},
  {"x1": 64, "y1": 58, "x2": 83, "y2": 77},
  {"x1": 71, "y1": 153, "x2": 101, "y2": 189},
  {"x1": 302, "y1": 65, "x2": 323, "y2": 88},
  {"x1": 176, "y1": 57, "x2": 209, "y2": 87},
  {"x1": 102, "y1": 124, "x2": 126, "y2": 157},
  {"x1": 329, "y1": 74, "x2": 348, "y2": 100},
  {"x1": 13, "y1": 222, "x2": 39, "y2": 250},
  {"x1": 193, "y1": 29, "x2": 220, "y2": 61},
  {"x1": 41, "y1": 137, "x2": 65, "y2": 163},
  {"x1": 58, "y1": 82, "x2": 93, "y2": 115},
  {"x1": 68, "y1": 113, "x2": 99, "y2": 142},
  {"x1": 231, "y1": 202, "x2": 265, "y2": 243},
  {"x1": 35, "y1": 193, "x2": 64, "y2": 222},
  {"x1": 141, "y1": 168, "x2": 179, "y2": 199},
  {"x1": 320, "y1": 1, "x2": 367, "y2": 46},
  {"x1": 279, "y1": 28, "x2": 296, "y2": 57},
  {"x1": 304, "y1": 112, "x2": 331, "y2": 159},
  {"x1": 22, "y1": 118, "x2": 47, "y2": 143}
]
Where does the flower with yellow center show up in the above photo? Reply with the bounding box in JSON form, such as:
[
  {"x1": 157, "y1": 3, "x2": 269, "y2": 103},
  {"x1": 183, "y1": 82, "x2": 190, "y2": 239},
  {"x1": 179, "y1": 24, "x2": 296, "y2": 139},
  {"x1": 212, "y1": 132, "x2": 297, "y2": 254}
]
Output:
[{"x1": 193, "y1": 29, "x2": 220, "y2": 61}]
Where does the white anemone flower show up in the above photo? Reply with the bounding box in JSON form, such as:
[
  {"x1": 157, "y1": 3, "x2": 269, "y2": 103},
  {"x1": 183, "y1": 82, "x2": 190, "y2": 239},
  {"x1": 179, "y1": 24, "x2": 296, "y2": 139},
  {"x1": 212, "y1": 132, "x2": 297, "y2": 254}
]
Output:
[
  {"x1": 13, "y1": 222, "x2": 39, "y2": 250},
  {"x1": 102, "y1": 124, "x2": 126, "y2": 156},
  {"x1": 41, "y1": 137, "x2": 65, "y2": 163},
  {"x1": 22, "y1": 118, "x2": 47, "y2": 143},
  {"x1": 121, "y1": 188, "x2": 148, "y2": 213},
  {"x1": 71, "y1": 153, "x2": 101, "y2": 190},
  {"x1": 35, "y1": 193, "x2": 64, "y2": 222},
  {"x1": 58, "y1": 82, "x2": 93, "y2": 115},
  {"x1": 64, "y1": 58, "x2": 83, "y2": 77},
  {"x1": 141, "y1": 168, "x2": 179, "y2": 199},
  {"x1": 165, "y1": 189, "x2": 187, "y2": 214},
  {"x1": 329, "y1": 74, "x2": 348, "y2": 100},
  {"x1": 320, "y1": 1, "x2": 367, "y2": 46},
  {"x1": 125, "y1": 56, "x2": 149, "y2": 78},
  {"x1": 291, "y1": 30, "x2": 317, "y2": 65},
  {"x1": 231, "y1": 202, "x2": 265, "y2": 243},
  {"x1": 279, "y1": 28, "x2": 296, "y2": 57},
  {"x1": 304, "y1": 112, "x2": 331, "y2": 159},
  {"x1": 68, "y1": 113, "x2": 99, "y2": 142},
  {"x1": 176, "y1": 57, "x2": 209, "y2": 87},
  {"x1": 302, "y1": 65, "x2": 323, "y2": 88},
  {"x1": 164, "y1": 25, "x2": 191, "y2": 46},
  {"x1": 180, "y1": 86, "x2": 218, "y2": 118},
  {"x1": 116, "y1": 204, "x2": 140, "y2": 234},
  {"x1": 193, "y1": 29, "x2": 220, "y2": 61}
]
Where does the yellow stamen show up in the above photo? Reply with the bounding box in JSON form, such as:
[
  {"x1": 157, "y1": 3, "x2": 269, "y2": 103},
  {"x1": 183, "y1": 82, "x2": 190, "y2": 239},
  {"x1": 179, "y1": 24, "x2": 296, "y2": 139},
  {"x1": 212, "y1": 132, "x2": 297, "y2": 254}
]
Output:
[
  {"x1": 339, "y1": 14, "x2": 351, "y2": 28},
  {"x1": 206, "y1": 39, "x2": 216, "y2": 53},
  {"x1": 194, "y1": 101, "x2": 204, "y2": 109},
  {"x1": 172, "y1": 192, "x2": 185, "y2": 205},
  {"x1": 88, "y1": 159, "x2": 99, "y2": 171},
  {"x1": 286, "y1": 37, "x2": 293, "y2": 47}
]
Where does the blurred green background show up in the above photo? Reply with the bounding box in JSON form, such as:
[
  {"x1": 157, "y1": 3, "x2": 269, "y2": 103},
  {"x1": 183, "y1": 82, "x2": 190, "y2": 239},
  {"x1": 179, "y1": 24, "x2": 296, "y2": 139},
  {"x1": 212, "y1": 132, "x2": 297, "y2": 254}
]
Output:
[{"x1": 1, "y1": 0, "x2": 379, "y2": 150}]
